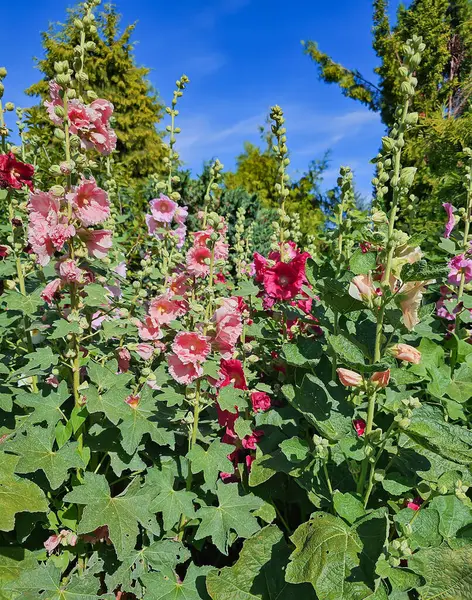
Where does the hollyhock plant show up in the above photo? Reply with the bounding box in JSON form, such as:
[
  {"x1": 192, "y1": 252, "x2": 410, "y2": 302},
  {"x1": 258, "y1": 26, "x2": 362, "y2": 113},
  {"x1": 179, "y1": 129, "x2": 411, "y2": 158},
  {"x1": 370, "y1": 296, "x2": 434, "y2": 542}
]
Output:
[
  {"x1": 250, "y1": 391, "x2": 271, "y2": 412},
  {"x1": 218, "y1": 359, "x2": 247, "y2": 390},
  {"x1": 211, "y1": 298, "x2": 243, "y2": 359},
  {"x1": 186, "y1": 245, "x2": 212, "y2": 277},
  {"x1": 171, "y1": 331, "x2": 210, "y2": 365},
  {"x1": 135, "y1": 343, "x2": 155, "y2": 360},
  {"x1": 448, "y1": 254, "x2": 472, "y2": 286},
  {"x1": 349, "y1": 274, "x2": 378, "y2": 304},
  {"x1": 149, "y1": 194, "x2": 178, "y2": 223},
  {"x1": 262, "y1": 252, "x2": 309, "y2": 301},
  {"x1": 41, "y1": 278, "x2": 63, "y2": 305},
  {"x1": 117, "y1": 348, "x2": 131, "y2": 373},
  {"x1": 0, "y1": 151, "x2": 34, "y2": 190},
  {"x1": 390, "y1": 343, "x2": 421, "y2": 364},
  {"x1": 407, "y1": 497, "x2": 423, "y2": 511},
  {"x1": 167, "y1": 353, "x2": 203, "y2": 384},
  {"x1": 149, "y1": 293, "x2": 187, "y2": 325},
  {"x1": 67, "y1": 176, "x2": 110, "y2": 226},
  {"x1": 443, "y1": 203, "x2": 456, "y2": 239},
  {"x1": 58, "y1": 259, "x2": 84, "y2": 283}
]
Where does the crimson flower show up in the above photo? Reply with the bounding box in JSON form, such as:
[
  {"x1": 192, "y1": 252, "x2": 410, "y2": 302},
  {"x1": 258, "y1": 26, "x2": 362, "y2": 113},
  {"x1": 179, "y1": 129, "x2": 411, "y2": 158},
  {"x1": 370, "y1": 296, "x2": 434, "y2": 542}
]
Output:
[{"x1": 0, "y1": 152, "x2": 34, "y2": 190}]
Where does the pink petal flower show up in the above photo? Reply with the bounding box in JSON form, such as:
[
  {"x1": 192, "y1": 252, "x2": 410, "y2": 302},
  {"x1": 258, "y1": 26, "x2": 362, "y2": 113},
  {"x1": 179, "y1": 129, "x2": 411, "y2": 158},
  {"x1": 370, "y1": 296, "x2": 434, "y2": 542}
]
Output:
[
  {"x1": 370, "y1": 369, "x2": 391, "y2": 389},
  {"x1": 448, "y1": 254, "x2": 472, "y2": 286},
  {"x1": 172, "y1": 331, "x2": 211, "y2": 365},
  {"x1": 353, "y1": 418, "x2": 366, "y2": 436},
  {"x1": 186, "y1": 245, "x2": 211, "y2": 277},
  {"x1": 337, "y1": 368, "x2": 363, "y2": 387},
  {"x1": 250, "y1": 391, "x2": 271, "y2": 412},
  {"x1": 149, "y1": 194, "x2": 178, "y2": 223},
  {"x1": 137, "y1": 316, "x2": 163, "y2": 341},
  {"x1": 135, "y1": 343, "x2": 154, "y2": 360},
  {"x1": 407, "y1": 497, "x2": 423, "y2": 511},
  {"x1": 242, "y1": 430, "x2": 264, "y2": 450},
  {"x1": 218, "y1": 359, "x2": 247, "y2": 390},
  {"x1": 125, "y1": 394, "x2": 140, "y2": 409},
  {"x1": 167, "y1": 353, "x2": 202, "y2": 385},
  {"x1": 211, "y1": 298, "x2": 243, "y2": 359},
  {"x1": 349, "y1": 274, "x2": 377, "y2": 304},
  {"x1": 443, "y1": 203, "x2": 456, "y2": 239},
  {"x1": 78, "y1": 229, "x2": 113, "y2": 258},
  {"x1": 149, "y1": 293, "x2": 187, "y2": 325},
  {"x1": 399, "y1": 280, "x2": 432, "y2": 330},
  {"x1": 67, "y1": 176, "x2": 110, "y2": 226},
  {"x1": 174, "y1": 205, "x2": 188, "y2": 224},
  {"x1": 117, "y1": 348, "x2": 131, "y2": 373},
  {"x1": 390, "y1": 343, "x2": 421, "y2": 364},
  {"x1": 41, "y1": 278, "x2": 62, "y2": 305},
  {"x1": 58, "y1": 259, "x2": 84, "y2": 284}
]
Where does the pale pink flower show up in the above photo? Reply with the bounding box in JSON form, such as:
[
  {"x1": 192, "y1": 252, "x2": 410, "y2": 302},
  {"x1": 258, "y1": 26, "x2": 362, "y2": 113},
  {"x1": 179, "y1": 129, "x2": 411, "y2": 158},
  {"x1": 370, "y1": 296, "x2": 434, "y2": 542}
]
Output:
[
  {"x1": 44, "y1": 534, "x2": 61, "y2": 554},
  {"x1": 46, "y1": 375, "x2": 60, "y2": 388},
  {"x1": 443, "y1": 203, "x2": 456, "y2": 239},
  {"x1": 214, "y1": 239, "x2": 229, "y2": 261},
  {"x1": 172, "y1": 331, "x2": 211, "y2": 365},
  {"x1": 349, "y1": 274, "x2": 377, "y2": 304},
  {"x1": 29, "y1": 190, "x2": 60, "y2": 217},
  {"x1": 135, "y1": 343, "x2": 154, "y2": 360},
  {"x1": 337, "y1": 368, "x2": 363, "y2": 387},
  {"x1": 117, "y1": 348, "x2": 131, "y2": 373},
  {"x1": 390, "y1": 343, "x2": 421, "y2": 364},
  {"x1": 82, "y1": 99, "x2": 117, "y2": 156},
  {"x1": 174, "y1": 205, "x2": 188, "y2": 224},
  {"x1": 41, "y1": 279, "x2": 62, "y2": 305},
  {"x1": 167, "y1": 353, "x2": 202, "y2": 385},
  {"x1": 398, "y1": 280, "x2": 432, "y2": 330},
  {"x1": 448, "y1": 254, "x2": 472, "y2": 286},
  {"x1": 44, "y1": 81, "x2": 63, "y2": 126},
  {"x1": 172, "y1": 225, "x2": 187, "y2": 249},
  {"x1": 68, "y1": 99, "x2": 91, "y2": 133},
  {"x1": 149, "y1": 293, "x2": 187, "y2": 325},
  {"x1": 44, "y1": 529, "x2": 78, "y2": 554},
  {"x1": 146, "y1": 214, "x2": 160, "y2": 236},
  {"x1": 137, "y1": 316, "x2": 163, "y2": 341},
  {"x1": 169, "y1": 273, "x2": 190, "y2": 297},
  {"x1": 186, "y1": 245, "x2": 211, "y2": 277},
  {"x1": 150, "y1": 195, "x2": 177, "y2": 223},
  {"x1": 114, "y1": 261, "x2": 127, "y2": 278},
  {"x1": 211, "y1": 298, "x2": 243, "y2": 359},
  {"x1": 370, "y1": 369, "x2": 390, "y2": 389},
  {"x1": 78, "y1": 229, "x2": 113, "y2": 258},
  {"x1": 58, "y1": 259, "x2": 84, "y2": 284},
  {"x1": 67, "y1": 177, "x2": 110, "y2": 226}
]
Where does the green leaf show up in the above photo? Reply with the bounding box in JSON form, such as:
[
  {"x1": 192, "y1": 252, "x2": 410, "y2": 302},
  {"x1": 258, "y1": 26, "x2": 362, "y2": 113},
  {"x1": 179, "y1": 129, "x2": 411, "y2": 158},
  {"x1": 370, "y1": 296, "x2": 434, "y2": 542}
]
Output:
[
  {"x1": 401, "y1": 260, "x2": 448, "y2": 283},
  {"x1": 381, "y1": 472, "x2": 415, "y2": 496},
  {"x1": 0, "y1": 547, "x2": 37, "y2": 600},
  {"x1": 206, "y1": 525, "x2": 314, "y2": 599},
  {"x1": 280, "y1": 437, "x2": 311, "y2": 463},
  {"x1": 88, "y1": 360, "x2": 132, "y2": 391},
  {"x1": 394, "y1": 508, "x2": 442, "y2": 550},
  {"x1": 49, "y1": 319, "x2": 82, "y2": 340},
  {"x1": 429, "y1": 495, "x2": 472, "y2": 543},
  {"x1": 85, "y1": 385, "x2": 129, "y2": 425},
  {"x1": 150, "y1": 469, "x2": 196, "y2": 531},
  {"x1": 6, "y1": 427, "x2": 84, "y2": 490},
  {"x1": 286, "y1": 511, "x2": 388, "y2": 600},
  {"x1": 4, "y1": 289, "x2": 43, "y2": 316},
  {"x1": 195, "y1": 481, "x2": 263, "y2": 555},
  {"x1": 188, "y1": 440, "x2": 234, "y2": 489},
  {"x1": 409, "y1": 546, "x2": 472, "y2": 599},
  {"x1": 438, "y1": 237, "x2": 457, "y2": 254},
  {"x1": 12, "y1": 347, "x2": 58, "y2": 379},
  {"x1": 217, "y1": 386, "x2": 247, "y2": 411},
  {"x1": 233, "y1": 281, "x2": 260, "y2": 297},
  {"x1": 328, "y1": 334, "x2": 367, "y2": 367},
  {"x1": 142, "y1": 564, "x2": 212, "y2": 600},
  {"x1": 333, "y1": 491, "x2": 365, "y2": 524},
  {"x1": 64, "y1": 472, "x2": 157, "y2": 560},
  {"x1": 83, "y1": 283, "x2": 112, "y2": 307},
  {"x1": 0, "y1": 454, "x2": 48, "y2": 532},
  {"x1": 281, "y1": 338, "x2": 323, "y2": 368},
  {"x1": 14, "y1": 382, "x2": 70, "y2": 430},
  {"x1": 350, "y1": 250, "x2": 377, "y2": 275}
]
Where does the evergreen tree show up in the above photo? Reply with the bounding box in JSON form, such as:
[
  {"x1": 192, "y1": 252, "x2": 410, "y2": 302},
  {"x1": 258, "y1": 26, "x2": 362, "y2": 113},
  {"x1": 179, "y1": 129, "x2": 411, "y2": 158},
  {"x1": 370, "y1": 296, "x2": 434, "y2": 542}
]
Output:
[
  {"x1": 304, "y1": 0, "x2": 472, "y2": 231},
  {"x1": 25, "y1": 2, "x2": 165, "y2": 183}
]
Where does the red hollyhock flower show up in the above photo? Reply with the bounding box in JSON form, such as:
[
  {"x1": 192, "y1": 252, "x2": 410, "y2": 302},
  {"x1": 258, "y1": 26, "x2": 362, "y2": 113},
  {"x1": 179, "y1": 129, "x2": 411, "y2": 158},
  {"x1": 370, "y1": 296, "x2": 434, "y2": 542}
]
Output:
[
  {"x1": 262, "y1": 253, "x2": 309, "y2": 300},
  {"x1": 353, "y1": 418, "x2": 366, "y2": 436},
  {"x1": 250, "y1": 391, "x2": 271, "y2": 412},
  {"x1": 218, "y1": 359, "x2": 247, "y2": 390},
  {"x1": 0, "y1": 152, "x2": 34, "y2": 190}
]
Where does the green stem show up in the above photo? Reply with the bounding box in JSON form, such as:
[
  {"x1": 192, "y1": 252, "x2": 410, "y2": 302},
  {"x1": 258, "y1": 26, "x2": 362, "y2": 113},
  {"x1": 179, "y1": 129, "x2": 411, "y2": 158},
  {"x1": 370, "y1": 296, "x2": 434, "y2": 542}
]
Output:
[
  {"x1": 458, "y1": 157, "x2": 472, "y2": 301},
  {"x1": 356, "y1": 391, "x2": 377, "y2": 495}
]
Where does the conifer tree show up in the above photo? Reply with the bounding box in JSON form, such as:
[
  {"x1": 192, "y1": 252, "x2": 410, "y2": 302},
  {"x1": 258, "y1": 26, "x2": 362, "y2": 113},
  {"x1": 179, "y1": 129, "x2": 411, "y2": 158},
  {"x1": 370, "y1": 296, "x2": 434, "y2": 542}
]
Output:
[
  {"x1": 304, "y1": 0, "x2": 472, "y2": 231},
  {"x1": 25, "y1": 2, "x2": 164, "y2": 183}
]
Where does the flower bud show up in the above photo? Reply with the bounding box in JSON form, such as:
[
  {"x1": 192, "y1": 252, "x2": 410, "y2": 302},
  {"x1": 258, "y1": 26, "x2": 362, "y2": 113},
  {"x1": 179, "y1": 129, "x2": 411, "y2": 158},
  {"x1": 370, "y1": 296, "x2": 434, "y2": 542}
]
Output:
[
  {"x1": 370, "y1": 369, "x2": 390, "y2": 389},
  {"x1": 389, "y1": 343, "x2": 421, "y2": 364},
  {"x1": 50, "y1": 185, "x2": 65, "y2": 197},
  {"x1": 337, "y1": 368, "x2": 363, "y2": 387},
  {"x1": 4, "y1": 102, "x2": 14, "y2": 111},
  {"x1": 0, "y1": 67, "x2": 7, "y2": 78}
]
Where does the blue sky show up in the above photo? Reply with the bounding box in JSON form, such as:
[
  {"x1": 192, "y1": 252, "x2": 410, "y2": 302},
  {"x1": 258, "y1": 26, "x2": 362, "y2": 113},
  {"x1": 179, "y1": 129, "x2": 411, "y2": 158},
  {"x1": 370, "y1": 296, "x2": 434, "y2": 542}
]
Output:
[{"x1": 3, "y1": 0, "x2": 404, "y2": 198}]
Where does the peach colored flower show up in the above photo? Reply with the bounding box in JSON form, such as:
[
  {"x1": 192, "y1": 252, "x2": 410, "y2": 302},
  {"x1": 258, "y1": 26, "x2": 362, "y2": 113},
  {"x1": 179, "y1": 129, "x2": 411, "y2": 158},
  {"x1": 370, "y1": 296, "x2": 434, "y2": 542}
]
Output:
[
  {"x1": 390, "y1": 343, "x2": 421, "y2": 364},
  {"x1": 370, "y1": 369, "x2": 390, "y2": 389},
  {"x1": 348, "y1": 274, "x2": 377, "y2": 304},
  {"x1": 149, "y1": 293, "x2": 187, "y2": 325},
  {"x1": 167, "y1": 353, "x2": 203, "y2": 384},
  {"x1": 172, "y1": 331, "x2": 211, "y2": 365},
  {"x1": 398, "y1": 280, "x2": 432, "y2": 331},
  {"x1": 186, "y1": 245, "x2": 211, "y2": 277},
  {"x1": 125, "y1": 394, "x2": 140, "y2": 409},
  {"x1": 337, "y1": 368, "x2": 363, "y2": 387},
  {"x1": 137, "y1": 316, "x2": 163, "y2": 341}
]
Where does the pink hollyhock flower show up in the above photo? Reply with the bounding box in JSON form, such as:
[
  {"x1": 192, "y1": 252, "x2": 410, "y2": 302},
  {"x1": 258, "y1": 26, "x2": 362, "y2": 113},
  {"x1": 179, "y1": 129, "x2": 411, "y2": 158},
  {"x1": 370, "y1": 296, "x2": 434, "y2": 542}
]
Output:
[
  {"x1": 44, "y1": 529, "x2": 78, "y2": 555},
  {"x1": 218, "y1": 359, "x2": 247, "y2": 390},
  {"x1": 242, "y1": 430, "x2": 264, "y2": 450},
  {"x1": 390, "y1": 343, "x2": 421, "y2": 364},
  {"x1": 370, "y1": 369, "x2": 390, "y2": 389},
  {"x1": 349, "y1": 274, "x2": 377, "y2": 304},
  {"x1": 262, "y1": 253, "x2": 309, "y2": 300},
  {"x1": 353, "y1": 419, "x2": 366, "y2": 436},
  {"x1": 214, "y1": 239, "x2": 229, "y2": 261},
  {"x1": 215, "y1": 272, "x2": 226, "y2": 284},
  {"x1": 436, "y1": 286, "x2": 457, "y2": 320},
  {"x1": 186, "y1": 245, "x2": 211, "y2": 277},
  {"x1": 117, "y1": 348, "x2": 131, "y2": 373},
  {"x1": 114, "y1": 261, "x2": 127, "y2": 278},
  {"x1": 78, "y1": 229, "x2": 113, "y2": 258},
  {"x1": 253, "y1": 252, "x2": 268, "y2": 282},
  {"x1": 125, "y1": 394, "x2": 140, "y2": 409},
  {"x1": 398, "y1": 280, "x2": 432, "y2": 330},
  {"x1": 448, "y1": 254, "x2": 472, "y2": 286},
  {"x1": 58, "y1": 259, "x2": 84, "y2": 284},
  {"x1": 0, "y1": 244, "x2": 10, "y2": 258},
  {"x1": 44, "y1": 81, "x2": 63, "y2": 126},
  {"x1": 44, "y1": 534, "x2": 61, "y2": 554},
  {"x1": 443, "y1": 203, "x2": 456, "y2": 239},
  {"x1": 167, "y1": 353, "x2": 202, "y2": 385},
  {"x1": 137, "y1": 316, "x2": 163, "y2": 341},
  {"x1": 0, "y1": 152, "x2": 34, "y2": 191},
  {"x1": 67, "y1": 177, "x2": 110, "y2": 226},
  {"x1": 68, "y1": 99, "x2": 91, "y2": 132},
  {"x1": 211, "y1": 298, "x2": 243, "y2": 359},
  {"x1": 250, "y1": 391, "x2": 271, "y2": 412},
  {"x1": 150, "y1": 194, "x2": 177, "y2": 223},
  {"x1": 82, "y1": 99, "x2": 117, "y2": 156},
  {"x1": 192, "y1": 230, "x2": 212, "y2": 247},
  {"x1": 174, "y1": 205, "x2": 188, "y2": 223},
  {"x1": 407, "y1": 497, "x2": 423, "y2": 511},
  {"x1": 337, "y1": 368, "x2": 363, "y2": 387},
  {"x1": 246, "y1": 454, "x2": 255, "y2": 471},
  {"x1": 169, "y1": 273, "x2": 190, "y2": 297},
  {"x1": 29, "y1": 190, "x2": 60, "y2": 217},
  {"x1": 172, "y1": 224, "x2": 187, "y2": 249},
  {"x1": 41, "y1": 278, "x2": 62, "y2": 305},
  {"x1": 268, "y1": 241, "x2": 301, "y2": 262},
  {"x1": 172, "y1": 331, "x2": 211, "y2": 365},
  {"x1": 135, "y1": 343, "x2": 154, "y2": 360},
  {"x1": 146, "y1": 213, "x2": 160, "y2": 236},
  {"x1": 149, "y1": 293, "x2": 187, "y2": 325}
]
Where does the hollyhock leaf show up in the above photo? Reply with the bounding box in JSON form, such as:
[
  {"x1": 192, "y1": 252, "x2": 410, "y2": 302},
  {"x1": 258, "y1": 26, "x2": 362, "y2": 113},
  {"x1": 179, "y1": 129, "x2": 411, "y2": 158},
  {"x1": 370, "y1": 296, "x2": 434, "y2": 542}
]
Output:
[
  {"x1": 83, "y1": 283, "x2": 112, "y2": 307},
  {"x1": 218, "y1": 386, "x2": 247, "y2": 411},
  {"x1": 401, "y1": 260, "x2": 448, "y2": 282},
  {"x1": 234, "y1": 417, "x2": 253, "y2": 439},
  {"x1": 286, "y1": 512, "x2": 388, "y2": 600},
  {"x1": 6, "y1": 427, "x2": 85, "y2": 490},
  {"x1": 446, "y1": 363, "x2": 472, "y2": 403},
  {"x1": 64, "y1": 472, "x2": 156, "y2": 560},
  {"x1": 156, "y1": 386, "x2": 186, "y2": 407},
  {"x1": 409, "y1": 546, "x2": 472, "y2": 600},
  {"x1": 14, "y1": 381, "x2": 70, "y2": 430},
  {"x1": 0, "y1": 547, "x2": 38, "y2": 598},
  {"x1": 375, "y1": 557, "x2": 421, "y2": 593},
  {"x1": 282, "y1": 374, "x2": 353, "y2": 441},
  {"x1": 333, "y1": 491, "x2": 365, "y2": 524},
  {"x1": 49, "y1": 319, "x2": 82, "y2": 339},
  {"x1": 88, "y1": 359, "x2": 133, "y2": 391},
  {"x1": 102, "y1": 319, "x2": 136, "y2": 340},
  {"x1": 142, "y1": 564, "x2": 212, "y2": 600},
  {"x1": 280, "y1": 437, "x2": 311, "y2": 463},
  {"x1": 203, "y1": 359, "x2": 221, "y2": 379},
  {"x1": 188, "y1": 440, "x2": 234, "y2": 488},
  {"x1": 108, "y1": 446, "x2": 146, "y2": 477},
  {"x1": 84, "y1": 385, "x2": 129, "y2": 425},
  {"x1": 394, "y1": 508, "x2": 442, "y2": 550},
  {"x1": 118, "y1": 386, "x2": 175, "y2": 454},
  {"x1": 144, "y1": 539, "x2": 192, "y2": 571},
  {"x1": 151, "y1": 485, "x2": 196, "y2": 532},
  {"x1": 281, "y1": 339, "x2": 323, "y2": 367},
  {"x1": 317, "y1": 278, "x2": 365, "y2": 314},
  {"x1": 328, "y1": 334, "x2": 366, "y2": 367},
  {"x1": 438, "y1": 237, "x2": 457, "y2": 254},
  {"x1": 233, "y1": 281, "x2": 260, "y2": 297},
  {"x1": 206, "y1": 525, "x2": 314, "y2": 600},
  {"x1": 195, "y1": 481, "x2": 264, "y2": 555},
  {"x1": 12, "y1": 347, "x2": 58, "y2": 379},
  {"x1": 350, "y1": 250, "x2": 377, "y2": 275},
  {"x1": 4, "y1": 289, "x2": 43, "y2": 316},
  {"x1": 381, "y1": 472, "x2": 415, "y2": 496},
  {"x1": 253, "y1": 501, "x2": 276, "y2": 524},
  {"x1": 0, "y1": 454, "x2": 48, "y2": 532},
  {"x1": 429, "y1": 495, "x2": 472, "y2": 543}
]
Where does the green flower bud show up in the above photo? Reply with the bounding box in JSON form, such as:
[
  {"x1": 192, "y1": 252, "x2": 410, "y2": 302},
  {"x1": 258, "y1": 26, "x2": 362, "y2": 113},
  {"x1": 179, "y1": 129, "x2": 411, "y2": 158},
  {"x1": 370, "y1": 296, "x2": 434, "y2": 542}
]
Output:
[
  {"x1": 54, "y1": 128, "x2": 65, "y2": 140},
  {"x1": 4, "y1": 102, "x2": 14, "y2": 111},
  {"x1": 0, "y1": 67, "x2": 7, "y2": 78}
]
